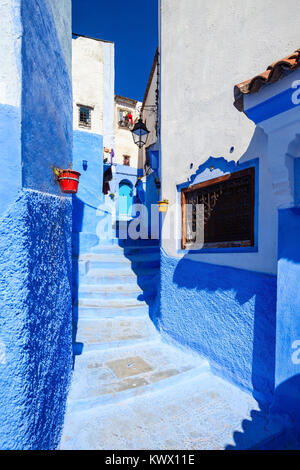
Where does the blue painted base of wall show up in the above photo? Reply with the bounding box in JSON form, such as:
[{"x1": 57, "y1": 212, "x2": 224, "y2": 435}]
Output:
[
  {"x1": 272, "y1": 207, "x2": 300, "y2": 428},
  {"x1": 158, "y1": 250, "x2": 277, "y2": 405},
  {"x1": 0, "y1": 189, "x2": 72, "y2": 450}
]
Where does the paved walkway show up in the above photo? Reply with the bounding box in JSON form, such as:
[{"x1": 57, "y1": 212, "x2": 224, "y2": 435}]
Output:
[{"x1": 60, "y1": 241, "x2": 286, "y2": 450}]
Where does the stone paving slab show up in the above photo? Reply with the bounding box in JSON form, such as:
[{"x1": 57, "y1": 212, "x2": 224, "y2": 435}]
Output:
[
  {"x1": 106, "y1": 356, "x2": 153, "y2": 378},
  {"x1": 61, "y1": 371, "x2": 267, "y2": 450},
  {"x1": 74, "y1": 317, "x2": 157, "y2": 345},
  {"x1": 67, "y1": 340, "x2": 209, "y2": 402}
]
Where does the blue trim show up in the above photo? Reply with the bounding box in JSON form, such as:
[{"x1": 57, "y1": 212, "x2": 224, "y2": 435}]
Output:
[
  {"x1": 246, "y1": 87, "x2": 300, "y2": 124},
  {"x1": 177, "y1": 157, "x2": 259, "y2": 254}
]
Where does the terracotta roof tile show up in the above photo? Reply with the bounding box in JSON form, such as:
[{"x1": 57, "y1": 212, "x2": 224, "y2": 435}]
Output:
[{"x1": 234, "y1": 49, "x2": 300, "y2": 111}]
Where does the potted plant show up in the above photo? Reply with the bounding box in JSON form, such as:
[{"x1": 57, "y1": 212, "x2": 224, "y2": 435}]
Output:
[
  {"x1": 158, "y1": 199, "x2": 169, "y2": 213},
  {"x1": 53, "y1": 163, "x2": 81, "y2": 194}
]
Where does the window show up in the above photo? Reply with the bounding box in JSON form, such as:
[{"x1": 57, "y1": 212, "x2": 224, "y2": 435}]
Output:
[
  {"x1": 123, "y1": 155, "x2": 131, "y2": 166},
  {"x1": 118, "y1": 109, "x2": 133, "y2": 129},
  {"x1": 79, "y1": 106, "x2": 92, "y2": 128},
  {"x1": 181, "y1": 167, "x2": 255, "y2": 249}
]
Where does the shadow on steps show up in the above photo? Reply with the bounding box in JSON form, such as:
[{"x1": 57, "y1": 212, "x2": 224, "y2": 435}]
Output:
[{"x1": 226, "y1": 375, "x2": 300, "y2": 450}]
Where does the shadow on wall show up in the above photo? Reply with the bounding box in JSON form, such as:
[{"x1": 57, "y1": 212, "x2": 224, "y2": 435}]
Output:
[
  {"x1": 169, "y1": 255, "x2": 277, "y2": 404},
  {"x1": 71, "y1": 194, "x2": 85, "y2": 366},
  {"x1": 226, "y1": 375, "x2": 300, "y2": 450}
]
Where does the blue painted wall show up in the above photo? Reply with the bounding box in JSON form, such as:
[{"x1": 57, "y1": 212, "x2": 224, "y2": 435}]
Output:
[
  {"x1": 72, "y1": 130, "x2": 103, "y2": 255},
  {"x1": 0, "y1": 0, "x2": 73, "y2": 449},
  {"x1": 272, "y1": 207, "x2": 300, "y2": 426},
  {"x1": 21, "y1": 0, "x2": 72, "y2": 194},
  {"x1": 158, "y1": 250, "x2": 277, "y2": 404},
  {"x1": 294, "y1": 159, "x2": 300, "y2": 206},
  {"x1": 0, "y1": 191, "x2": 72, "y2": 449}
]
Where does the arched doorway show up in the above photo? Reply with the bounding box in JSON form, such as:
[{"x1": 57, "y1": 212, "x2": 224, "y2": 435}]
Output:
[{"x1": 118, "y1": 180, "x2": 133, "y2": 219}]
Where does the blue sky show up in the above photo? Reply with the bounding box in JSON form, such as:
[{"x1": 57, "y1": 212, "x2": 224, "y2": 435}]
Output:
[{"x1": 72, "y1": 0, "x2": 158, "y2": 102}]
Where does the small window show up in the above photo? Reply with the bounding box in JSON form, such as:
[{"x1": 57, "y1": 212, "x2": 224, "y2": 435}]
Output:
[
  {"x1": 123, "y1": 155, "x2": 131, "y2": 166},
  {"x1": 118, "y1": 109, "x2": 133, "y2": 129},
  {"x1": 79, "y1": 106, "x2": 92, "y2": 128},
  {"x1": 181, "y1": 167, "x2": 255, "y2": 249}
]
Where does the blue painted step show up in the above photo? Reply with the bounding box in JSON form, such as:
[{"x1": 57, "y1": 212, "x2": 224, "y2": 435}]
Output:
[
  {"x1": 77, "y1": 284, "x2": 156, "y2": 301},
  {"x1": 75, "y1": 305, "x2": 150, "y2": 319},
  {"x1": 83, "y1": 267, "x2": 159, "y2": 287},
  {"x1": 77, "y1": 253, "x2": 160, "y2": 270},
  {"x1": 73, "y1": 316, "x2": 158, "y2": 349}
]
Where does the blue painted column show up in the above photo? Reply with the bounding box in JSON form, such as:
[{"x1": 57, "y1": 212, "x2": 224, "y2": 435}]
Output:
[{"x1": 273, "y1": 207, "x2": 300, "y2": 426}]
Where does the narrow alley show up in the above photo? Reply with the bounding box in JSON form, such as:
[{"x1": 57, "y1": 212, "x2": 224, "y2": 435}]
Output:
[{"x1": 61, "y1": 239, "x2": 283, "y2": 450}]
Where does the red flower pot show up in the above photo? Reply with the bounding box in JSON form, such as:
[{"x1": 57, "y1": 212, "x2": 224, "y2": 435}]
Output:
[{"x1": 58, "y1": 170, "x2": 81, "y2": 194}]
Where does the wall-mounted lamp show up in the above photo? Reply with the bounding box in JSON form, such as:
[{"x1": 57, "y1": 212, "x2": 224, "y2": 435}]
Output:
[
  {"x1": 210, "y1": 166, "x2": 214, "y2": 171},
  {"x1": 131, "y1": 118, "x2": 150, "y2": 149},
  {"x1": 82, "y1": 160, "x2": 88, "y2": 171}
]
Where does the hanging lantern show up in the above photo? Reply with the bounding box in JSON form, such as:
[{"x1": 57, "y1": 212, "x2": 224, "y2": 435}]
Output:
[{"x1": 131, "y1": 118, "x2": 150, "y2": 149}]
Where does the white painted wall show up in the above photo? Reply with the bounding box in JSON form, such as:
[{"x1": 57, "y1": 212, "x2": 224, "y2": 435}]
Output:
[
  {"x1": 143, "y1": 62, "x2": 158, "y2": 148},
  {"x1": 72, "y1": 36, "x2": 115, "y2": 148},
  {"x1": 114, "y1": 96, "x2": 141, "y2": 168},
  {"x1": 160, "y1": 0, "x2": 300, "y2": 275},
  {"x1": 72, "y1": 37, "x2": 104, "y2": 136},
  {"x1": 0, "y1": 0, "x2": 22, "y2": 108},
  {"x1": 140, "y1": 60, "x2": 159, "y2": 169},
  {"x1": 103, "y1": 42, "x2": 115, "y2": 150}
]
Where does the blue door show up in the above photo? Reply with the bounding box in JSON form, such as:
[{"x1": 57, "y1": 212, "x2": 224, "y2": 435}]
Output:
[{"x1": 118, "y1": 181, "x2": 133, "y2": 219}]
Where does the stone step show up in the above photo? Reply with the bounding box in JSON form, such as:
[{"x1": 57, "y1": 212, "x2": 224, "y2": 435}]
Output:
[
  {"x1": 91, "y1": 244, "x2": 160, "y2": 255},
  {"x1": 76, "y1": 284, "x2": 156, "y2": 301},
  {"x1": 91, "y1": 239, "x2": 159, "y2": 251},
  {"x1": 76, "y1": 253, "x2": 160, "y2": 271},
  {"x1": 75, "y1": 298, "x2": 148, "y2": 309},
  {"x1": 124, "y1": 246, "x2": 160, "y2": 256},
  {"x1": 84, "y1": 268, "x2": 159, "y2": 286},
  {"x1": 74, "y1": 304, "x2": 151, "y2": 319},
  {"x1": 78, "y1": 252, "x2": 160, "y2": 263},
  {"x1": 61, "y1": 365, "x2": 280, "y2": 450},
  {"x1": 73, "y1": 316, "x2": 158, "y2": 350},
  {"x1": 66, "y1": 340, "x2": 210, "y2": 411},
  {"x1": 118, "y1": 239, "x2": 160, "y2": 247},
  {"x1": 92, "y1": 238, "x2": 120, "y2": 247}
]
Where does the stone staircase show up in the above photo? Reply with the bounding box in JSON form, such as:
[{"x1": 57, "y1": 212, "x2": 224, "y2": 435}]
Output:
[{"x1": 61, "y1": 239, "x2": 290, "y2": 450}]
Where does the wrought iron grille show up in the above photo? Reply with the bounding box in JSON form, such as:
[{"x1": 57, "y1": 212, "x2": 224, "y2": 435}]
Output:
[
  {"x1": 182, "y1": 168, "x2": 255, "y2": 248},
  {"x1": 79, "y1": 106, "x2": 92, "y2": 127}
]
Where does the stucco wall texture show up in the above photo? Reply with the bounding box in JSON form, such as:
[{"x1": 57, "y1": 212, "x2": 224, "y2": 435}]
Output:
[
  {"x1": 160, "y1": 0, "x2": 300, "y2": 268},
  {"x1": 0, "y1": 191, "x2": 72, "y2": 450},
  {"x1": 0, "y1": 0, "x2": 73, "y2": 449},
  {"x1": 22, "y1": 0, "x2": 73, "y2": 195},
  {"x1": 159, "y1": 250, "x2": 277, "y2": 404},
  {"x1": 158, "y1": 0, "x2": 300, "y2": 409}
]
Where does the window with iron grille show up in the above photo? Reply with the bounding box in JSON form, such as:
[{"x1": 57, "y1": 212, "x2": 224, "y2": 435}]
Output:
[
  {"x1": 181, "y1": 167, "x2": 255, "y2": 249},
  {"x1": 79, "y1": 106, "x2": 92, "y2": 128}
]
